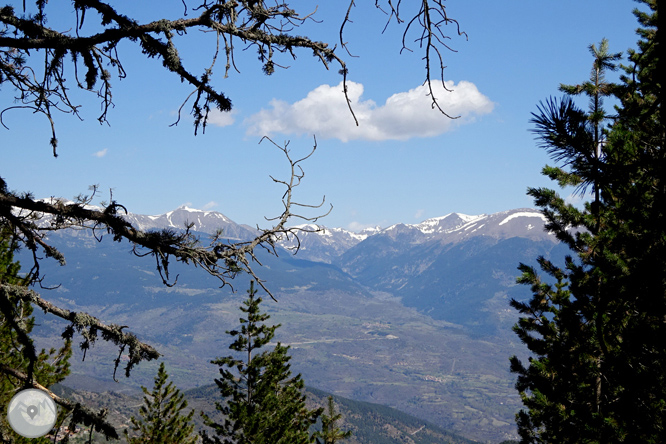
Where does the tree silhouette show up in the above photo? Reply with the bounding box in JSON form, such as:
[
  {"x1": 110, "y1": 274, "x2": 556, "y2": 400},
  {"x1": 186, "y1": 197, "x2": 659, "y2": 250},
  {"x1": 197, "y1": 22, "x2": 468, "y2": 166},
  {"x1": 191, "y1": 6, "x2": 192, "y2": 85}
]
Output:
[
  {"x1": 201, "y1": 281, "x2": 322, "y2": 444},
  {"x1": 511, "y1": 1, "x2": 665, "y2": 441},
  {"x1": 124, "y1": 362, "x2": 197, "y2": 444},
  {"x1": 314, "y1": 396, "x2": 352, "y2": 444}
]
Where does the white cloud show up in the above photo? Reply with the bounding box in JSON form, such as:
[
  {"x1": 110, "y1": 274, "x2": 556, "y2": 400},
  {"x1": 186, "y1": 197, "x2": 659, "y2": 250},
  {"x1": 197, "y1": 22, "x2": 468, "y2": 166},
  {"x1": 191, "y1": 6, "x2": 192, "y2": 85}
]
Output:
[
  {"x1": 207, "y1": 109, "x2": 237, "y2": 127},
  {"x1": 245, "y1": 80, "x2": 494, "y2": 142},
  {"x1": 202, "y1": 201, "x2": 218, "y2": 210},
  {"x1": 93, "y1": 148, "x2": 108, "y2": 158},
  {"x1": 414, "y1": 209, "x2": 425, "y2": 220}
]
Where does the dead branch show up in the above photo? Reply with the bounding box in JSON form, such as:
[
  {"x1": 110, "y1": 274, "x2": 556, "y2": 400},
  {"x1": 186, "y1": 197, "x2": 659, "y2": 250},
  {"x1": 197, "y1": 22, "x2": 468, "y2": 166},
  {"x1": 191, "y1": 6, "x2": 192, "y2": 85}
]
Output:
[
  {"x1": 0, "y1": 0, "x2": 355, "y2": 153},
  {"x1": 341, "y1": 0, "x2": 467, "y2": 117},
  {"x1": 1, "y1": 284, "x2": 160, "y2": 378},
  {"x1": 2, "y1": 1, "x2": 465, "y2": 155},
  {"x1": 0, "y1": 138, "x2": 329, "y2": 301}
]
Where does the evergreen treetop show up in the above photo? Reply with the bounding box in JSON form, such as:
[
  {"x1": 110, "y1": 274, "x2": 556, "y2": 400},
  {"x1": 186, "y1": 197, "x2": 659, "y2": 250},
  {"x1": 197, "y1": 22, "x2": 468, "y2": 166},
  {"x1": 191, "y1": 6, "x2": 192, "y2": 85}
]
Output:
[
  {"x1": 124, "y1": 362, "x2": 197, "y2": 444},
  {"x1": 202, "y1": 281, "x2": 322, "y2": 444},
  {"x1": 314, "y1": 396, "x2": 352, "y2": 444}
]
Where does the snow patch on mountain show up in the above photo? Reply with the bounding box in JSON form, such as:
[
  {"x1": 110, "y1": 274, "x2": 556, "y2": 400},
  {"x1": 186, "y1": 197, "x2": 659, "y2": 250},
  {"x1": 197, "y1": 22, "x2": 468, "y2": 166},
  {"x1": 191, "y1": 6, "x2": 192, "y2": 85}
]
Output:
[
  {"x1": 413, "y1": 213, "x2": 453, "y2": 233},
  {"x1": 286, "y1": 224, "x2": 375, "y2": 242},
  {"x1": 471, "y1": 224, "x2": 485, "y2": 233},
  {"x1": 498, "y1": 211, "x2": 547, "y2": 226},
  {"x1": 411, "y1": 213, "x2": 489, "y2": 235},
  {"x1": 458, "y1": 213, "x2": 484, "y2": 223},
  {"x1": 289, "y1": 224, "x2": 334, "y2": 237}
]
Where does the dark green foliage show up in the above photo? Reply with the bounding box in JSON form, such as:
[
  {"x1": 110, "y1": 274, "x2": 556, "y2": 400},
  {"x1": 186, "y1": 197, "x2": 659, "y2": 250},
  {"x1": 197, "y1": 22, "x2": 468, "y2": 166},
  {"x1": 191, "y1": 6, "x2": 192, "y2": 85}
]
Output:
[
  {"x1": 511, "y1": 1, "x2": 665, "y2": 442},
  {"x1": 510, "y1": 259, "x2": 602, "y2": 442},
  {"x1": 314, "y1": 396, "x2": 352, "y2": 444},
  {"x1": 201, "y1": 281, "x2": 322, "y2": 444},
  {"x1": 0, "y1": 226, "x2": 72, "y2": 443},
  {"x1": 124, "y1": 362, "x2": 197, "y2": 444}
]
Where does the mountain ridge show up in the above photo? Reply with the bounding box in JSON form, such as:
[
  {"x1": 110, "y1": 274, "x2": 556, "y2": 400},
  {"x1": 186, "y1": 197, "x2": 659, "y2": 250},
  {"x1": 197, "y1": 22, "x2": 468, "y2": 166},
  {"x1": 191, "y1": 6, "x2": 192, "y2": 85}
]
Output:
[{"x1": 116, "y1": 205, "x2": 554, "y2": 264}]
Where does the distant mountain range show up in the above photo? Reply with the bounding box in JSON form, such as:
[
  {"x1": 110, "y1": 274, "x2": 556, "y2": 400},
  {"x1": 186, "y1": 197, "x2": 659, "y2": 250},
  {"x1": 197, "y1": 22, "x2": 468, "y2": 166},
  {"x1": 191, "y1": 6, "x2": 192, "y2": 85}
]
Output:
[
  {"x1": 120, "y1": 205, "x2": 556, "y2": 261},
  {"x1": 28, "y1": 205, "x2": 569, "y2": 442},
  {"x1": 282, "y1": 208, "x2": 555, "y2": 262},
  {"x1": 119, "y1": 206, "x2": 565, "y2": 334}
]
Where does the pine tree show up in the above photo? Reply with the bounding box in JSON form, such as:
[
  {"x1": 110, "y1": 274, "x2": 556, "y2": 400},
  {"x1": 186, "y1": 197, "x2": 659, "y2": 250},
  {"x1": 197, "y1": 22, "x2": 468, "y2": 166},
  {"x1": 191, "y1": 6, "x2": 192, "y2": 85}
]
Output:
[
  {"x1": 509, "y1": 37, "x2": 623, "y2": 442},
  {"x1": 314, "y1": 396, "x2": 352, "y2": 444},
  {"x1": 594, "y1": 1, "x2": 666, "y2": 438},
  {"x1": 124, "y1": 362, "x2": 197, "y2": 444},
  {"x1": 511, "y1": 1, "x2": 665, "y2": 442},
  {"x1": 201, "y1": 281, "x2": 322, "y2": 444},
  {"x1": 0, "y1": 225, "x2": 72, "y2": 443}
]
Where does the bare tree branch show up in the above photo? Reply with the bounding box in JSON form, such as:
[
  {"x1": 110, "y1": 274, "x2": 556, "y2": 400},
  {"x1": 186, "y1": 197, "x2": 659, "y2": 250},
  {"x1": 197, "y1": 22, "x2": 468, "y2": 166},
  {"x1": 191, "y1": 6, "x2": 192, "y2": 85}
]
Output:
[
  {"x1": 341, "y1": 0, "x2": 467, "y2": 117},
  {"x1": 2, "y1": 1, "x2": 464, "y2": 155},
  {"x1": 0, "y1": 1, "x2": 358, "y2": 153},
  {"x1": 1, "y1": 284, "x2": 159, "y2": 378},
  {"x1": 0, "y1": 139, "x2": 329, "y2": 300}
]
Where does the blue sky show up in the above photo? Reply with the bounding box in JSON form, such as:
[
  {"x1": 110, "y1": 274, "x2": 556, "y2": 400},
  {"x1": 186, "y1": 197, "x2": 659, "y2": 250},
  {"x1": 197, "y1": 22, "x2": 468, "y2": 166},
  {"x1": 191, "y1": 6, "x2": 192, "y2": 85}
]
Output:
[{"x1": 1, "y1": 1, "x2": 641, "y2": 231}]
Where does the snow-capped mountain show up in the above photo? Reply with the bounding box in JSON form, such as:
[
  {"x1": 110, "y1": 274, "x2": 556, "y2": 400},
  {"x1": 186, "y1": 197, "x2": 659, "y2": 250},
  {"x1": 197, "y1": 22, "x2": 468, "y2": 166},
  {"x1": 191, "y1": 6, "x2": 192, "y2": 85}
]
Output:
[
  {"x1": 278, "y1": 208, "x2": 553, "y2": 262},
  {"x1": 405, "y1": 208, "x2": 552, "y2": 243},
  {"x1": 112, "y1": 206, "x2": 554, "y2": 263},
  {"x1": 379, "y1": 208, "x2": 550, "y2": 242},
  {"x1": 118, "y1": 206, "x2": 378, "y2": 263},
  {"x1": 27, "y1": 201, "x2": 259, "y2": 242},
  {"x1": 332, "y1": 208, "x2": 565, "y2": 334},
  {"x1": 123, "y1": 205, "x2": 259, "y2": 241},
  {"x1": 33, "y1": 201, "x2": 555, "y2": 265},
  {"x1": 34, "y1": 203, "x2": 562, "y2": 334},
  {"x1": 274, "y1": 224, "x2": 382, "y2": 263}
]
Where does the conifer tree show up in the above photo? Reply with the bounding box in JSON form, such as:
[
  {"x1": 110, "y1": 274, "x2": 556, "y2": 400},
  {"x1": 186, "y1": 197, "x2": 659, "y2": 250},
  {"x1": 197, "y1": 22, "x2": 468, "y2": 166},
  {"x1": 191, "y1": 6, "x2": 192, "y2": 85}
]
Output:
[
  {"x1": 0, "y1": 225, "x2": 72, "y2": 443},
  {"x1": 509, "y1": 37, "x2": 623, "y2": 442},
  {"x1": 314, "y1": 396, "x2": 352, "y2": 444},
  {"x1": 124, "y1": 362, "x2": 197, "y2": 444},
  {"x1": 511, "y1": 1, "x2": 665, "y2": 442},
  {"x1": 594, "y1": 1, "x2": 666, "y2": 437},
  {"x1": 201, "y1": 281, "x2": 322, "y2": 444}
]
